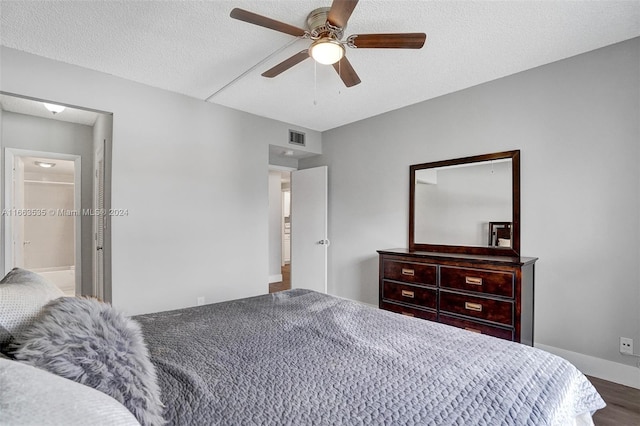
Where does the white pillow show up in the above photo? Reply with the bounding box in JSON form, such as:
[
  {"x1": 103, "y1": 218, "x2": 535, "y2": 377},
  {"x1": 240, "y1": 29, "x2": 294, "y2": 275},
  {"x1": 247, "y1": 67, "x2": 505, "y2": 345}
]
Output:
[
  {"x1": 0, "y1": 357, "x2": 140, "y2": 425},
  {"x1": 498, "y1": 238, "x2": 511, "y2": 247},
  {"x1": 0, "y1": 268, "x2": 64, "y2": 352}
]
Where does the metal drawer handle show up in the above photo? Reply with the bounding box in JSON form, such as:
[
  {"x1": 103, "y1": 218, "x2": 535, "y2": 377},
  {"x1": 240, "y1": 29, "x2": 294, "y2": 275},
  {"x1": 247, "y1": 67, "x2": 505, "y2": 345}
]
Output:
[
  {"x1": 401, "y1": 312, "x2": 415, "y2": 317},
  {"x1": 464, "y1": 302, "x2": 482, "y2": 312},
  {"x1": 465, "y1": 327, "x2": 482, "y2": 334},
  {"x1": 401, "y1": 268, "x2": 415, "y2": 276},
  {"x1": 401, "y1": 290, "x2": 415, "y2": 298},
  {"x1": 465, "y1": 276, "x2": 483, "y2": 285}
]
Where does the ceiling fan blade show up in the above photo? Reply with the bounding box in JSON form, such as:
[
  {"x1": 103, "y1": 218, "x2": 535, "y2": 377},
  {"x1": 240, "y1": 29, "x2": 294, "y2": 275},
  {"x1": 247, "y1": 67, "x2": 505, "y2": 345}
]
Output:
[
  {"x1": 262, "y1": 50, "x2": 310, "y2": 78},
  {"x1": 332, "y1": 56, "x2": 361, "y2": 87},
  {"x1": 349, "y1": 33, "x2": 426, "y2": 49},
  {"x1": 327, "y1": 0, "x2": 359, "y2": 28},
  {"x1": 230, "y1": 8, "x2": 306, "y2": 37}
]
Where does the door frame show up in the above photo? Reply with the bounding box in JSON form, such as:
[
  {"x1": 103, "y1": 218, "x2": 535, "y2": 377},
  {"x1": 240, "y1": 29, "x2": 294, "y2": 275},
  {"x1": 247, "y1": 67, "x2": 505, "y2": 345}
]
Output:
[
  {"x1": 4, "y1": 148, "x2": 82, "y2": 294},
  {"x1": 93, "y1": 139, "x2": 105, "y2": 300},
  {"x1": 268, "y1": 165, "x2": 295, "y2": 287}
]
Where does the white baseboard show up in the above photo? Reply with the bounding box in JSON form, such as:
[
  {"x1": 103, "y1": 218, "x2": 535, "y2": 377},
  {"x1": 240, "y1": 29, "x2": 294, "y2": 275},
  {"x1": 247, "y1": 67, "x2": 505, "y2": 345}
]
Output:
[
  {"x1": 268, "y1": 274, "x2": 283, "y2": 284},
  {"x1": 535, "y1": 343, "x2": 640, "y2": 389}
]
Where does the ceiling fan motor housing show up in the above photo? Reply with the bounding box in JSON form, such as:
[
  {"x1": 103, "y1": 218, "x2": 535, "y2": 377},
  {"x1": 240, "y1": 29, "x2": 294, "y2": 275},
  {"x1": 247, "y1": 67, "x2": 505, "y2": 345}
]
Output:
[{"x1": 307, "y1": 7, "x2": 344, "y2": 39}]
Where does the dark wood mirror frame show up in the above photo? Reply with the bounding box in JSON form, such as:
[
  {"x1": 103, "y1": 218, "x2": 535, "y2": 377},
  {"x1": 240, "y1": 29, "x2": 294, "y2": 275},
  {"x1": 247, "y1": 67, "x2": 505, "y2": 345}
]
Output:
[{"x1": 409, "y1": 150, "x2": 521, "y2": 257}]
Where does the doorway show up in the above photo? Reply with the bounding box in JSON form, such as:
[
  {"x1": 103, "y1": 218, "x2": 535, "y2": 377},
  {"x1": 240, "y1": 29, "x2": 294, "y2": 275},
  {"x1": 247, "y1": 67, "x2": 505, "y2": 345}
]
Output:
[
  {"x1": 267, "y1": 165, "x2": 328, "y2": 294},
  {"x1": 4, "y1": 150, "x2": 81, "y2": 295},
  {"x1": 268, "y1": 169, "x2": 292, "y2": 293},
  {"x1": 0, "y1": 93, "x2": 113, "y2": 301}
]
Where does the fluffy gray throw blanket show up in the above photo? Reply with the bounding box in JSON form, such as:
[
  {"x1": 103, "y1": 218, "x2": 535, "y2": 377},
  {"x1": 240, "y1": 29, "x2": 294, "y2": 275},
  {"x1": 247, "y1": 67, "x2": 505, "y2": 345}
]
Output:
[{"x1": 12, "y1": 297, "x2": 164, "y2": 426}]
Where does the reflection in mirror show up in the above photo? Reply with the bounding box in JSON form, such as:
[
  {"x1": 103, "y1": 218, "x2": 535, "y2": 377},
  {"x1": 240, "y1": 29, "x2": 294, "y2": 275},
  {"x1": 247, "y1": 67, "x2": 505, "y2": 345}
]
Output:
[
  {"x1": 409, "y1": 150, "x2": 520, "y2": 257},
  {"x1": 414, "y1": 159, "x2": 512, "y2": 247},
  {"x1": 488, "y1": 221, "x2": 512, "y2": 247}
]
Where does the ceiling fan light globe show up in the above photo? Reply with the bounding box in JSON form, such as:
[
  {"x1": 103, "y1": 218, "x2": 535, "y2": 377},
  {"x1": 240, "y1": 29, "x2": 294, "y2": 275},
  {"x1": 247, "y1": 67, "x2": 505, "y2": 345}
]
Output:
[{"x1": 309, "y1": 38, "x2": 345, "y2": 65}]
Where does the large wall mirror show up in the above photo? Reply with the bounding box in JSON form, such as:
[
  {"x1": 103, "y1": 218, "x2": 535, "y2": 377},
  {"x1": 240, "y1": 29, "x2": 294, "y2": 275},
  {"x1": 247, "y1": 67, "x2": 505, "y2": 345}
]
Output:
[{"x1": 409, "y1": 150, "x2": 520, "y2": 257}]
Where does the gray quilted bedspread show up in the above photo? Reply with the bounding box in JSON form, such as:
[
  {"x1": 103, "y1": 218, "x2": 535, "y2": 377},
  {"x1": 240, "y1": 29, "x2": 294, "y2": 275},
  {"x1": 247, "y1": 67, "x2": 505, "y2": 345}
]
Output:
[{"x1": 134, "y1": 289, "x2": 605, "y2": 425}]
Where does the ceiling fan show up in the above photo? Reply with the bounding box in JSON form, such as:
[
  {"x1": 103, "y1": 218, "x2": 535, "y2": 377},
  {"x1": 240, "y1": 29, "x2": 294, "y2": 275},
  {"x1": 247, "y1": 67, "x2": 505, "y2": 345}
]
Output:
[{"x1": 230, "y1": 0, "x2": 426, "y2": 88}]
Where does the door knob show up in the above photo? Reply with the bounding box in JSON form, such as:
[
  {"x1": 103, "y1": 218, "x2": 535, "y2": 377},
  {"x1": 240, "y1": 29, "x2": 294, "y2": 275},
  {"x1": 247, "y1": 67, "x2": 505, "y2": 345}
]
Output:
[{"x1": 318, "y1": 239, "x2": 330, "y2": 246}]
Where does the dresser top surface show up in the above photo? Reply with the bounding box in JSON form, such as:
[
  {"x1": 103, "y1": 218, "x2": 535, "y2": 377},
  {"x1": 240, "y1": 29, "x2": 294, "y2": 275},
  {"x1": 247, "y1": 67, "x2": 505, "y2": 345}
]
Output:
[{"x1": 377, "y1": 248, "x2": 538, "y2": 266}]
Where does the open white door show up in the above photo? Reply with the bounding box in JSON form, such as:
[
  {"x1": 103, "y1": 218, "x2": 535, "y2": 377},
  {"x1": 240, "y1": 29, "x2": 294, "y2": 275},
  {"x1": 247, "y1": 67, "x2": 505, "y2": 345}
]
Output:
[
  {"x1": 6, "y1": 154, "x2": 26, "y2": 270},
  {"x1": 290, "y1": 166, "x2": 328, "y2": 293}
]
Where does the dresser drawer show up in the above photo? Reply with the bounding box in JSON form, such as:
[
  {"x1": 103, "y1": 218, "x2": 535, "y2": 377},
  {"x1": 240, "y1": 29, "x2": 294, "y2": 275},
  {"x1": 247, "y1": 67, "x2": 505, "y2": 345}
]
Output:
[
  {"x1": 382, "y1": 281, "x2": 437, "y2": 310},
  {"x1": 381, "y1": 301, "x2": 437, "y2": 321},
  {"x1": 383, "y1": 259, "x2": 436, "y2": 286},
  {"x1": 439, "y1": 314, "x2": 513, "y2": 341},
  {"x1": 440, "y1": 266, "x2": 514, "y2": 298},
  {"x1": 439, "y1": 291, "x2": 513, "y2": 326}
]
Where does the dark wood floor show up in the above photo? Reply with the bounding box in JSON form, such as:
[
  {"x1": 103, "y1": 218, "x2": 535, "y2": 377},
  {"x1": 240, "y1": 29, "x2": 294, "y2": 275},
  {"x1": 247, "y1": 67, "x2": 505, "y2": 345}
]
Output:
[
  {"x1": 269, "y1": 271, "x2": 638, "y2": 424},
  {"x1": 589, "y1": 376, "x2": 640, "y2": 425},
  {"x1": 269, "y1": 264, "x2": 291, "y2": 293}
]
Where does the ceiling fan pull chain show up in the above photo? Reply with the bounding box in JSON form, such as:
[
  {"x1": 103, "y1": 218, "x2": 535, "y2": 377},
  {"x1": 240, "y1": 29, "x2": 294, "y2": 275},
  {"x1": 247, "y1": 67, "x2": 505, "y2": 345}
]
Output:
[
  {"x1": 313, "y1": 60, "x2": 318, "y2": 105},
  {"x1": 338, "y1": 60, "x2": 342, "y2": 95}
]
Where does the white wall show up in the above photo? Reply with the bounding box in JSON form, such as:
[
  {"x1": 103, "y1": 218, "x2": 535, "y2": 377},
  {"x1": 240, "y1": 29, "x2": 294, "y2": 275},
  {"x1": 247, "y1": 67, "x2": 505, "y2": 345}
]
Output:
[
  {"x1": 1, "y1": 112, "x2": 94, "y2": 294},
  {"x1": 302, "y1": 38, "x2": 640, "y2": 386},
  {"x1": 23, "y1": 180, "x2": 75, "y2": 269},
  {"x1": 0, "y1": 46, "x2": 321, "y2": 315}
]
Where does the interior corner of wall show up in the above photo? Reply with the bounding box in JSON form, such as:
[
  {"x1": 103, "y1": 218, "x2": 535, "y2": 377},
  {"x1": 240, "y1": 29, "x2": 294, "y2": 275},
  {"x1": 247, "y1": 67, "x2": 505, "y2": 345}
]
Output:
[{"x1": 534, "y1": 342, "x2": 640, "y2": 390}]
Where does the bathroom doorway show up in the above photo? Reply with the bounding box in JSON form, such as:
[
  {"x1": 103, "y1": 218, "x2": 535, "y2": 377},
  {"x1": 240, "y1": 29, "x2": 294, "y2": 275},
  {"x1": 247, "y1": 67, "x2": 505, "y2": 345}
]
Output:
[{"x1": 4, "y1": 150, "x2": 81, "y2": 295}]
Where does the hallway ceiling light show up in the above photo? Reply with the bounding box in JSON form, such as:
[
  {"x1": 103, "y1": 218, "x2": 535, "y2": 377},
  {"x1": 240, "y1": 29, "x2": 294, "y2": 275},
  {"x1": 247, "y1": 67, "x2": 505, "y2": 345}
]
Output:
[
  {"x1": 43, "y1": 103, "x2": 65, "y2": 114},
  {"x1": 35, "y1": 161, "x2": 56, "y2": 168}
]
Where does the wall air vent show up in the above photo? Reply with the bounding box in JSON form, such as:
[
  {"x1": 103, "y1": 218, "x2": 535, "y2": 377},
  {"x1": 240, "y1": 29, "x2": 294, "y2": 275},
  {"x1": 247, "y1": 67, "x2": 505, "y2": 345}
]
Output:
[{"x1": 288, "y1": 130, "x2": 306, "y2": 147}]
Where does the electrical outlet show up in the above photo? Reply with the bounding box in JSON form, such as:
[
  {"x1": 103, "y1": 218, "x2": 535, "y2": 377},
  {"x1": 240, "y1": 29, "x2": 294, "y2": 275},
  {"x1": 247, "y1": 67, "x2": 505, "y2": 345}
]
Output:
[
  {"x1": 197, "y1": 296, "x2": 205, "y2": 306},
  {"x1": 620, "y1": 337, "x2": 633, "y2": 355}
]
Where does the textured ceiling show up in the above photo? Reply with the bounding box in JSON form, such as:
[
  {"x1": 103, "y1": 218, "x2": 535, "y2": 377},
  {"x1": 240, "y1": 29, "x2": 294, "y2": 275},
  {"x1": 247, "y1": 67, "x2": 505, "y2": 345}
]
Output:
[{"x1": 1, "y1": 1, "x2": 638, "y2": 131}]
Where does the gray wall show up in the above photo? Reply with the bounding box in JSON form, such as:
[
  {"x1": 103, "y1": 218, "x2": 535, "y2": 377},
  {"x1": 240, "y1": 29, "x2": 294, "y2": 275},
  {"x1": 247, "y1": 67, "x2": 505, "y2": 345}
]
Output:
[
  {"x1": 302, "y1": 38, "x2": 640, "y2": 371},
  {"x1": 2, "y1": 112, "x2": 94, "y2": 295},
  {"x1": 0, "y1": 46, "x2": 321, "y2": 315}
]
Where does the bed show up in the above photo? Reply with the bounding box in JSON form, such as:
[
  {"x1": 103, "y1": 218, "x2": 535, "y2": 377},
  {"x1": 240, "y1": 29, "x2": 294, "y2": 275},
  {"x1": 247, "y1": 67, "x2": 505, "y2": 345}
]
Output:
[
  {"x1": 1, "y1": 269, "x2": 605, "y2": 425},
  {"x1": 135, "y1": 289, "x2": 604, "y2": 425}
]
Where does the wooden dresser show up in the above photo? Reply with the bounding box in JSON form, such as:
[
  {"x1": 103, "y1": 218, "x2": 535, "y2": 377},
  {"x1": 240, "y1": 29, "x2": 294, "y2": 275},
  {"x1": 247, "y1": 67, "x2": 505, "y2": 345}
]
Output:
[{"x1": 378, "y1": 249, "x2": 537, "y2": 345}]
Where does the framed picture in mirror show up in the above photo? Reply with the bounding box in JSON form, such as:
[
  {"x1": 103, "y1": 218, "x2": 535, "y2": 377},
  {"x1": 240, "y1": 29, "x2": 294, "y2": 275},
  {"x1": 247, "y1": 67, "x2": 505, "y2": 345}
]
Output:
[{"x1": 488, "y1": 221, "x2": 512, "y2": 247}]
